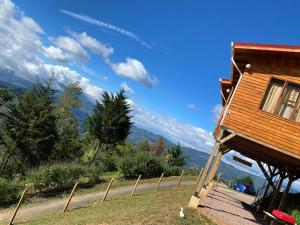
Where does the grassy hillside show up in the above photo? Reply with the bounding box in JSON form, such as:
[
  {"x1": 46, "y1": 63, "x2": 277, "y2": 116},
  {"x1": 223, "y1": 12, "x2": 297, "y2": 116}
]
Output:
[{"x1": 13, "y1": 186, "x2": 215, "y2": 225}]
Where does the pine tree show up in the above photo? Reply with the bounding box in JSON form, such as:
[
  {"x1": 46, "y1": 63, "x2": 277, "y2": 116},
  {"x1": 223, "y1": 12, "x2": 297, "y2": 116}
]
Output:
[
  {"x1": 53, "y1": 82, "x2": 82, "y2": 160},
  {"x1": 165, "y1": 142, "x2": 185, "y2": 167},
  {"x1": 0, "y1": 81, "x2": 57, "y2": 168},
  {"x1": 87, "y1": 89, "x2": 132, "y2": 147}
]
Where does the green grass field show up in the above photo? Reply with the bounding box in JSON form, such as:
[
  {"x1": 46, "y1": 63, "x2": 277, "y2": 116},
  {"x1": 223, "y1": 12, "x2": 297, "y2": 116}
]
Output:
[{"x1": 15, "y1": 185, "x2": 215, "y2": 225}]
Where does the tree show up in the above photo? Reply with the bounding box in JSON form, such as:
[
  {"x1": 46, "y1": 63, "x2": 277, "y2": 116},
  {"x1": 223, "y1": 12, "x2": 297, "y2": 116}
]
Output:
[
  {"x1": 0, "y1": 88, "x2": 15, "y2": 104},
  {"x1": 137, "y1": 140, "x2": 151, "y2": 152},
  {"x1": 235, "y1": 176, "x2": 254, "y2": 186},
  {"x1": 53, "y1": 82, "x2": 82, "y2": 160},
  {"x1": 165, "y1": 143, "x2": 185, "y2": 168},
  {"x1": 0, "y1": 81, "x2": 57, "y2": 168},
  {"x1": 152, "y1": 136, "x2": 165, "y2": 155},
  {"x1": 87, "y1": 89, "x2": 132, "y2": 148}
]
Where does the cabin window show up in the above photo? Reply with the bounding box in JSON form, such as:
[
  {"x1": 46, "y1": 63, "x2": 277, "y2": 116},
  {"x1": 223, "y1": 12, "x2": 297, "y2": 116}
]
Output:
[{"x1": 261, "y1": 78, "x2": 300, "y2": 122}]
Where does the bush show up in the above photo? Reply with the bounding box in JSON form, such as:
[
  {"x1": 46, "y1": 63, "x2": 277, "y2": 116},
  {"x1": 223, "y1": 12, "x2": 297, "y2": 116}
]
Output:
[
  {"x1": 84, "y1": 165, "x2": 103, "y2": 183},
  {"x1": 118, "y1": 152, "x2": 164, "y2": 178},
  {"x1": 27, "y1": 164, "x2": 84, "y2": 192},
  {"x1": 164, "y1": 166, "x2": 181, "y2": 176},
  {"x1": 0, "y1": 178, "x2": 22, "y2": 203}
]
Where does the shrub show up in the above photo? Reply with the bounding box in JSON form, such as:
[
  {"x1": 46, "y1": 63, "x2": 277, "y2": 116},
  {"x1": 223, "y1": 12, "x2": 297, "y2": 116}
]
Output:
[
  {"x1": 27, "y1": 164, "x2": 84, "y2": 192},
  {"x1": 118, "y1": 152, "x2": 164, "y2": 178},
  {"x1": 164, "y1": 166, "x2": 181, "y2": 176},
  {"x1": 84, "y1": 165, "x2": 103, "y2": 183},
  {"x1": 0, "y1": 178, "x2": 22, "y2": 203}
]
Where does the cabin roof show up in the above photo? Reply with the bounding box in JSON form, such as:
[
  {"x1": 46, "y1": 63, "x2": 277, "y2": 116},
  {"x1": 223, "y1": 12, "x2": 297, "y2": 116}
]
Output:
[
  {"x1": 219, "y1": 42, "x2": 300, "y2": 105},
  {"x1": 231, "y1": 42, "x2": 300, "y2": 84}
]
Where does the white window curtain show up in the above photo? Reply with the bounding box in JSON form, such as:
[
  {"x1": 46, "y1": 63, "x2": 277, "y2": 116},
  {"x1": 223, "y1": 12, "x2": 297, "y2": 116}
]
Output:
[
  {"x1": 278, "y1": 84, "x2": 300, "y2": 119},
  {"x1": 261, "y1": 80, "x2": 284, "y2": 113}
]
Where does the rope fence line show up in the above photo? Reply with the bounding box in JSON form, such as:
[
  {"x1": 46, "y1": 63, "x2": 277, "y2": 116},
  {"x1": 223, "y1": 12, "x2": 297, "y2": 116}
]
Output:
[{"x1": 6, "y1": 170, "x2": 205, "y2": 224}]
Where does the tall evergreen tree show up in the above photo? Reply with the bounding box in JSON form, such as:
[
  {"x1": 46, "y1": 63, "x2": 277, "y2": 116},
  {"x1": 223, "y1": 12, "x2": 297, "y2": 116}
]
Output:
[
  {"x1": 53, "y1": 82, "x2": 82, "y2": 160},
  {"x1": 165, "y1": 143, "x2": 185, "y2": 167},
  {"x1": 0, "y1": 81, "x2": 57, "y2": 168},
  {"x1": 87, "y1": 89, "x2": 132, "y2": 147}
]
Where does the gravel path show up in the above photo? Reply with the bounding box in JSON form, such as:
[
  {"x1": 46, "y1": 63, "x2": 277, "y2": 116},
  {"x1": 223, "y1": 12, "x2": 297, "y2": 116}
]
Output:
[
  {"x1": 0, "y1": 179, "x2": 194, "y2": 224},
  {"x1": 199, "y1": 185, "x2": 268, "y2": 225}
]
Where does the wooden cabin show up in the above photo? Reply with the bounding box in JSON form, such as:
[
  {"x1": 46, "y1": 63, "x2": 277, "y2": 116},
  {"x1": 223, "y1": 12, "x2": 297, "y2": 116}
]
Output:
[{"x1": 190, "y1": 42, "x2": 300, "y2": 212}]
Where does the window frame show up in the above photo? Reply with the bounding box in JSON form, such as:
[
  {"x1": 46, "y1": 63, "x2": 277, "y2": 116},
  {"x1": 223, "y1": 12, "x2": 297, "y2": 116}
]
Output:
[{"x1": 259, "y1": 77, "x2": 300, "y2": 123}]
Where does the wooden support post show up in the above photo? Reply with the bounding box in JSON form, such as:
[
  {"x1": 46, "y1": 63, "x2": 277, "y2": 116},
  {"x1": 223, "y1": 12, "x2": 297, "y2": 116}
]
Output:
[
  {"x1": 176, "y1": 170, "x2": 184, "y2": 188},
  {"x1": 102, "y1": 178, "x2": 114, "y2": 202},
  {"x1": 63, "y1": 182, "x2": 79, "y2": 212},
  {"x1": 264, "y1": 176, "x2": 284, "y2": 220},
  {"x1": 278, "y1": 178, "x2": 293, "y2": 210},
  {"x1": 195, "y1": 168, "x2": 203, "y2": 184},
  {"x1": 155, "y1": 173, "x2": 164, "y2": 191},
  {"x1": 131, "y1": 175, "x2": 141, "y2": 196},
  {"x1": 206, "y1": 150, "x2": 222, "y2": 184},
  {"x1": 8, "y1": 186, "x2": 28, "y2": 225},
  {"x1": 195, "y1": 143, "x2": 219, "y2": 194}
]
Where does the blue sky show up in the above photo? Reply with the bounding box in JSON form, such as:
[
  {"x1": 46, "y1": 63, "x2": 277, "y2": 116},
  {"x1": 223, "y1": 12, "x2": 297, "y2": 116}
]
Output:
[
  {"x1": 2, "y1": 0, "x2": 300, "y2": 188},
  {"x1": 12, "y1": 0, "x2": 300, "y2": 132}
]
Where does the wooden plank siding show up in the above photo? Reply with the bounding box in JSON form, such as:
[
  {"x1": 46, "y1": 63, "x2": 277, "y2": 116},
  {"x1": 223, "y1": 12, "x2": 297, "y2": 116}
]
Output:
[{"x1": 222, "y1": 71, "x2": 300, "y2": 157}]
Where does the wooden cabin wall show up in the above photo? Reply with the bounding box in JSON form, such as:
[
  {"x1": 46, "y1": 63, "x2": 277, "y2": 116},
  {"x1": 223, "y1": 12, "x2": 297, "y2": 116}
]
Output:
[{"x1": 222, "y1": 66, "x2": 300, "y2": 158}]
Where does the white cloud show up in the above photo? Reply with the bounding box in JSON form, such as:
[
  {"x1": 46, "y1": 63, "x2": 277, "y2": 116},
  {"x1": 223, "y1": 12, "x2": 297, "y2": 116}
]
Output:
[
  {"x1": 42, "y1": 45, "x2": 71, "y2": 63},
  {"x1": 51, "y1": 36, "x2": 90, "y2": 62},
  {"x1": 21, "y1": 16, "x2": 44, "y2": 34},
  {"x1": 212, "y1": 104, "x2": 223, "y2": 121},
  {"x1": 69, "y1": 31, "x2": 114, "y2": 58},
  {"x1": 0, "y1": 0, "x2": 103, "y2": 100},
  {"x1": 187, "y1": 103, "x2": 199, "y2": 110},
  {"x1": 121, "y1": 82, "x2": 134, "y2": 94},
  {"x1": 130, "y1": 101, "x2": 215, "y2": 152},
  {"x1": 61, "y1": 9, "x2": 152, "y2": 49},
  {"x1": 109, "y1": 58, "x2": 158, "y2": 87}
]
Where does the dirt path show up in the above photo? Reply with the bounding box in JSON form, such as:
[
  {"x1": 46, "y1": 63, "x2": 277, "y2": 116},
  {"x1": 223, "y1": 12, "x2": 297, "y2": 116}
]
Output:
[
  {"x1": 199, "y1": 184, "x2": 268, "y2": 225},
  {"x1": 0, "y1": 179, "x2": 195, "y2": 224}
]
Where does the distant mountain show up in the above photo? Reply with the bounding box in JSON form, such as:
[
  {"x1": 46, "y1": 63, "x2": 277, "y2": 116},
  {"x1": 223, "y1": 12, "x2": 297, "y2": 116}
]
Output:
[{"x1": 128, "y1": 126, "x2": 265, "y2": 190}]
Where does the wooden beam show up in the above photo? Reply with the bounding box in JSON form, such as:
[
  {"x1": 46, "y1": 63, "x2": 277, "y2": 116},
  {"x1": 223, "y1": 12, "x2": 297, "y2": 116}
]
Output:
[
  {"x1": 219, "y1": 132, "x2": 236, "y2": 144},
  {"x1": 195, "y1": 143, "x2": 219, "y2": 194},
  {"x1": 226, "y1": 128, "x2": 300, "y2": 161}
]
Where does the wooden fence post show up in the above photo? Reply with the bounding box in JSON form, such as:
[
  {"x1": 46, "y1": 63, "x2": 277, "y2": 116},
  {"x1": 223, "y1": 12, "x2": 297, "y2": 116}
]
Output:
[
  {"x1": 102, "y1": 178, "x2": 114, "y2": 202},
  {"x1": 63, "y1": 182, "x2": 79, "y2": 212},
  {"x1": 131, "y1": 175, "x2": 141, "y2": 196},
  {"x1": 176, "y1": 170, "x2": 184, "y2": 188},
  {"x1": 155, "y1": 173, "x2": 164, "y2": 191},
  {"x1": 8, "y1": 186, "x2": 28, "y2": 225},
  {"x1": 195, "y1": 168, "x2": 203, "y2": 184}
]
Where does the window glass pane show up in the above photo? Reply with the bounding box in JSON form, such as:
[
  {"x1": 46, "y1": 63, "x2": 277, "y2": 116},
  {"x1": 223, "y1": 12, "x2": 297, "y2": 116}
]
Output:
[
  {"x1": 261, "y1": 79, "x2": 284, "y2": 113},
  {"x1": 277, "y1": 84, "x2": 300, "y2": 119},
  {"x1": 293, "y1": 104, "x2": 300, "y2": 122}
]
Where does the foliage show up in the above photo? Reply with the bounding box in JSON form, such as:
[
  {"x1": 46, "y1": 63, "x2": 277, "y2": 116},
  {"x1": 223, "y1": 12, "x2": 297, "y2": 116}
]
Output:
[
  {"x1": 152, "y1": 136, "x2": 165, "y2": 155},
  {"x1": 0, "y1": 178, "x2": 22, "y2": 203},
  {"x1": 0, "y1": 88, "x2": 15, "y2": 104},
  {"x1": 87, "y1": 89, "x2": 132, "y2": 147},
  {"x1": 136, "y1": 140, "x2": 151, "y2": 152},
  {"x1": 118, "y1": 152, "x2": 164, "y2": 178},
  {"x1": 164, "y1": 143, "x2": 185, "y2": 168},
  {"x1": 164, "y1": 166, "x2": 181, "y2": 176},
  {"x1": 27, "y1": 163, "x2": 84, "y2": 192},
  {"x1": 234, "y1": 175, "x2": 254, "y2": 186},
  {"x1": 53, "y1": 82, "x2": 82, "y2": 160},
  {"x1": 0, "y1": 81, "x2": 57, "y2": 169}
]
